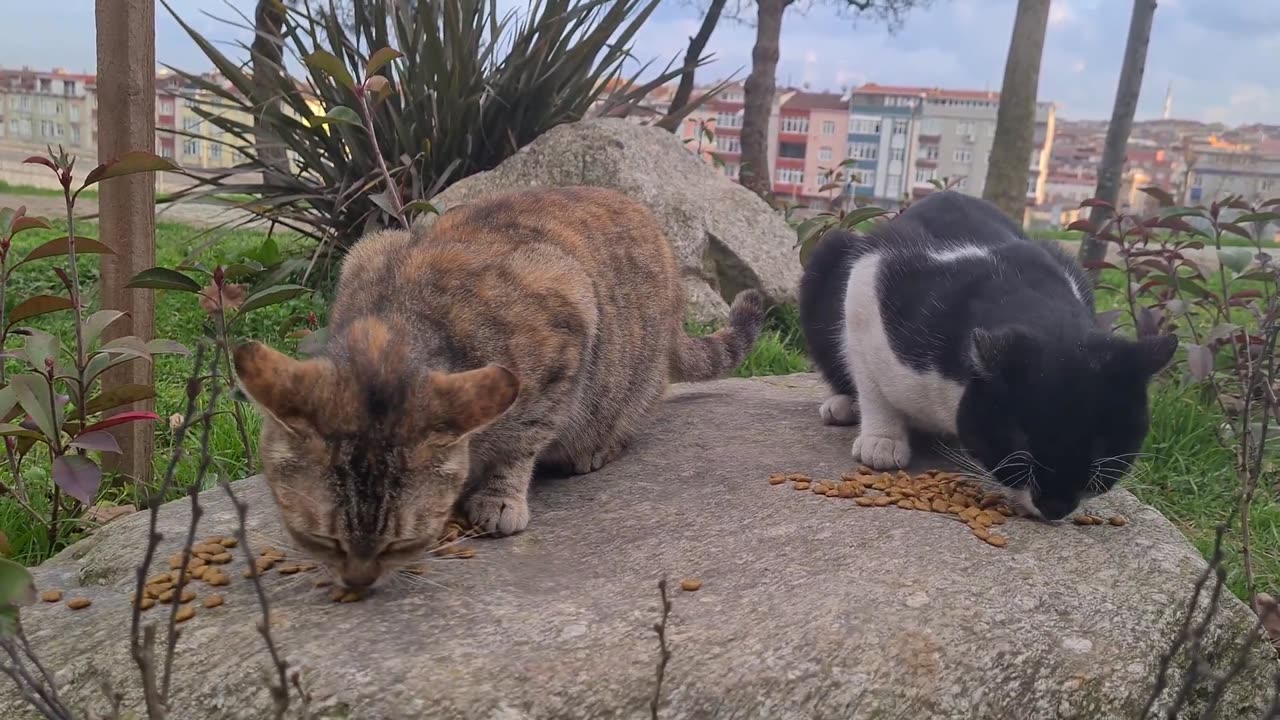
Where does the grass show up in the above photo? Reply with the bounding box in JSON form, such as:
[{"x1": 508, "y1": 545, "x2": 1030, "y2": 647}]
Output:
[
  {"x1": 0, "y1": 180, "x2": 96, "y2": 201},
  {"x1": 2, "y1": 216, "x2": 325, "y2": 564}
]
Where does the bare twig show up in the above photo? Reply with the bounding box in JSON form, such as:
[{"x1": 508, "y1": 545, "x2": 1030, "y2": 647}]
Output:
[
  {"x1": 650, "y1": 577, "x2": 673, "y2": 720},
  {"x1": 220, "y1": 479, "x2": 291, "y2": 719},
  {"x1": 129, "y1": 344, "x2": 210, "y2": 720}
]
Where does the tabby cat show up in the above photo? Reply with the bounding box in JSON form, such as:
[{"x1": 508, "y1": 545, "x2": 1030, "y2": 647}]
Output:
[{"x1": 234, "y1": 187, "x2": 764, "y2": 588}]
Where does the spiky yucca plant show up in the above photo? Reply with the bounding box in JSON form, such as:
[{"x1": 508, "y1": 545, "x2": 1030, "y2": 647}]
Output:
[{"x1": 161, "y1": 0, "x2": 703, "y2": 267}]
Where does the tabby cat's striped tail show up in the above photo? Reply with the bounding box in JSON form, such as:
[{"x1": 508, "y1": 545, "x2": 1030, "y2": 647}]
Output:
[{"x1": 670, "y1": 290, "x2": 766, "y2": 382}]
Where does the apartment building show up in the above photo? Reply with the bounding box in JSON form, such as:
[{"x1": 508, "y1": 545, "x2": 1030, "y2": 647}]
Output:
[
  {"x1": 1184, "y1": 136, "x2": 1280, "y2": 205},
  {"x1": 0, "y1": 67, "x2": 95, "y2": 152},
  {"x1": 848, "y1": 83, "x2": 1056, "y2": 208},
  {"x1": 774, "y1": 91, "x2": 850, "y2": 205}
]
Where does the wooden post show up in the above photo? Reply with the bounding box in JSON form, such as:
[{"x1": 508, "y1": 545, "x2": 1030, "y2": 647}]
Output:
[{"x1": 95, "y1": 0, "x2": 156, "y2": 484}]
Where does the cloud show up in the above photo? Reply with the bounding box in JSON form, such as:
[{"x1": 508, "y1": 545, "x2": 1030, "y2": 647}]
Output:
[{"x1": 1048, "y1": 1, "x2": 1076, "y2": 27}]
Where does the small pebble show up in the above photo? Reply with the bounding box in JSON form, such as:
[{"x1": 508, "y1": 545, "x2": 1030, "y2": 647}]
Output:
[
  {"x1": 1109, "y1": 515, "x2": 1128, "y2": 527},
  {"x1": 680, "y1": 579, "x2": 703, "y2": 592}
]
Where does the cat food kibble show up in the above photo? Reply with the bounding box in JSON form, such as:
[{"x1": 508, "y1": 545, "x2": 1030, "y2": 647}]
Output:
[
  {"x1": 219, "y1": 537, "x2": 238, "y2": 548},
  {"x1": 680, "y1": 579, "x2": 703, "y2": 592},
  {"x1": 174, "y1": 605, "x2": 195, "y2": 623},
  {"x1": 203, "y1": 595, "x2": 224, "y2": 609},
  {"x1": 771, "y1": 468, "x2": 1128, "y2": 549},
  {"x1": 41, "y1": 589, "x2": 62, "y2": 603},
  {"x1": 66, "y1": 597, "x2": 91, "y2": 610}
]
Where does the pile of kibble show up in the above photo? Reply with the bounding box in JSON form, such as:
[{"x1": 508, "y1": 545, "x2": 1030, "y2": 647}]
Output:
[
  {"x1": 45, "y1": 520, "x2": 479, "y2": 615},
  {"x1": 769, "y1": 468, "x2": 1127, "y2": 549}
]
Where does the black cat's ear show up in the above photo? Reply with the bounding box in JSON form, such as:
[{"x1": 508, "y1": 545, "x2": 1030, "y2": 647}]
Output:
[
  {"x1": 970, "y1": 327, "x2": 1031, "y2": 379},
  {"x1": 1134, "y1": 333, "x2": 1178, "y2": 377}
]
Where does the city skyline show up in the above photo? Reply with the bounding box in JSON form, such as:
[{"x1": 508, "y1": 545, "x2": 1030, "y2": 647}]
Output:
[{"x1": 2, "y1": 0, "x2": 1277, "y2": 126}]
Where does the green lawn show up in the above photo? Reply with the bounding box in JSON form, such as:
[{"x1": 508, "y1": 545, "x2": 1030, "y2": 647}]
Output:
[
  {"x1": 2, "y1": 216, "x2": 1274, "y2": 602},
  {"x1": 2, "y1": 217, "x2": 325, "y2": 563}
]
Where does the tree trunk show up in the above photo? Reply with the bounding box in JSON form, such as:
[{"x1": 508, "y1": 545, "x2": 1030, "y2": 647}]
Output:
[
  {"x1": 1078, "y1": 0, "x2": 1158, "y2": 278},
  {"x1": 740, "y1": 0, "x2": 787, "y2": 200},
  {"x1": 983, "y1": 0, "x2": 1052, "y2": 224},
  {"x1": 252, "y1": 0, "x2": 289, "y2": 181},
  {"x1": 665, "y1": 0, "x2": 728, "y2": 125}
]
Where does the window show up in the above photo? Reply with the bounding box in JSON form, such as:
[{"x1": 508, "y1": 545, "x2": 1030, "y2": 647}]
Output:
[
  {"x1": 39, "y1": 120, "x2": 54, "y2": 137},
  {"x1": 160, "y1": 144, "x2": 175, "y2": 159},
  {"x1": 184, "y1": 139, "x2": 200, "y2": 156},
  {"x1": 19, "y1": 119, "x2": 31, "y2": 137},
  {"x1": 19, "y1": 96, "x2": 30, "y2": 111},
  {"x1": 159, "y1": 99, "x2": 175, "y2": 115},
  {"x1": 916, "y1": 167, "x2": 938, "y2": 184},
  {"x1": 848, "y1": 142, "x2": 878, "y2": 161},
  {"x1": 53, "y1": 123, "x2": 63, "y2": 138},
  {"x1": 890, "y1": 147, "x2": 906, "y2": 162},
  {"x1": 715, "y1": 135, "x2": 740, "y2": 154},
  {"x1": 1026, "y1": 177, "x2": 1037, "y2": 195},
  {"x1": 778, "y1": 141, "x2": 806, "y2": 159},
  {"x1": 818, "y1": 146, "x2": 833, "y2": 162},
  {"x1": 822, "y1": 120, "x2": 836, "y2": 135},
  {"x1": 209, "y1": 143, "x2": 222, "y2": 159},
  {"x1": 954, "y1": 148, "x2": 973, "y2": 163},
  {"x1": 920, "y1": 118, "x2": 942, "y2": 136},
  {"x1": 69, "y1": 105, "x2": 79, "y2": 122},
  {"x1": 850, "y1": 116, "x2": 881, "y2": 134},
  {"x1": 776, "y1": 168, "x2": 804, "y2": 185},
  {"x1": 723, "y1": 163, "x2": 739, "y2": 179},
  {"x1": 886, "y1": 173, "x2": 902, "y2": 191},
  {"x1": 63, "y1": 80, "x2": 75, "y2": 95},
  {"x1": 70, "y1": 125, "x2": 80, "y2": 144},
  {"x1": 184, "y1": 97, "x2": 198, "y2": 108},
  {"x1": 780, "y1": 115, "x2": 808, "y2": 134},
  {"x1": 7, "y1": 96, "x2": 17, "y2": 110},
  {"x1": 715, "y1": 111, "x2": 742, "y2": 128},
  {"x1": 183, "y1": 116, "x2": 201, "y2": 132},
  {"x1": 955, "y1": 176, "x2": 969, "y2": 191},
  {"x1": 956, "y1": 121, "x2": 974, "y2": 137},
  {"x1": 892, "y1": 118, "x2": 908, "y2": 136},
  {"x1": 921, "y1": 144, "x2": 940, "y2": 160}
]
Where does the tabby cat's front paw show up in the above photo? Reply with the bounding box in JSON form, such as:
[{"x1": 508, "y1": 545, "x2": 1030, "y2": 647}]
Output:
[
  {"x1": 465, "y1": 493, "x2": 531, "y2": 536},
  {"x1": 852, "y1": 434, "x2": 911, "y2": 470},
  {"x1": 819, "y1": 394, "x2": 859, "y2": 426}
]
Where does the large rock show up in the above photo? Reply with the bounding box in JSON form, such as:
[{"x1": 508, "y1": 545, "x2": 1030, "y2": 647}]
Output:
[
  {"x1": 420, "y1": 118, "x2": 801, "y2": 323},
  {"x1": 3, "y1": 375, "x2": 1273, "y2": 719}
]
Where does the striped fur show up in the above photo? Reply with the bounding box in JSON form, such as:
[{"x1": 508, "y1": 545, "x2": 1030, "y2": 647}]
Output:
[{"x1": 234, "y1": 187, "x2": 764, "y2": 589}]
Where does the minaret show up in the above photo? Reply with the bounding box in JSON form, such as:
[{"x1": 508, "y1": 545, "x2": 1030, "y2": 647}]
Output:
[{"x1": 1162, "y1": 81, "x2": 1173, "y2": 120}]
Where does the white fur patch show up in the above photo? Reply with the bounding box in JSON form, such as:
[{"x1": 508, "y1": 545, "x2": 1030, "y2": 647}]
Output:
[
  {"x1": 841, "y1": 253, "x2": 966, "y2": 438},
  {"x1": 926, "y1": 244, "x2": 990, "y2": 263}
]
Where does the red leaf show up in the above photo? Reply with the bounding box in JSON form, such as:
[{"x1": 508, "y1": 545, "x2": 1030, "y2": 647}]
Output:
[
  {"x1": 1139, "y1": 187, "x2": 1177, "y2": 208},
  {"x1": 1081, "y1": 198, "x2": 1115, "y2": 210},
  {"x1": 69, "y1": 430, "x2": 121, "y2": 454},
  {"x1": 1083, "y1": 260, "x2": 1119, "y2": 271},
  {"x1": 80, "y1": 411, "x2": 160, "y2": 435},
  {"x1": 1066, "y1": 220, "x2": 1098, "y2": 234},
  {"x1": 10, "y1": 216, "x2": 52, "y2": 235},
  {"x1": 1220, "y1": 222, "x2": 1253, "y2": 241},
  {"x1": 1186, "y1": 344, "x2": 1214, "y2": 382},
  {"x1": 51, "y1": 454, "x2": 101, "y2": 505},
  {"x1": 80, "y1": 151, "x2": 178, "y2": 190},
  {"x1": 21, "y1": 156, "x2": 56, "y2": 171}
]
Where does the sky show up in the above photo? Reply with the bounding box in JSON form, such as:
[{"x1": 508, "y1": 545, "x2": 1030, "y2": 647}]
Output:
[{"x1": 4, "y1": 0, "x2": 1278, "y2": 126}]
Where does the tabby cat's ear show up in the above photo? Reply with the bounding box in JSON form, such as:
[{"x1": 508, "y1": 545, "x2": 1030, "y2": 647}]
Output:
[
  {"x1": 424, "y1": 365, "x2": 521, "y2": 440},
  {"x1": 233, "y1": 341, "x2": 330, "y2": 435}
]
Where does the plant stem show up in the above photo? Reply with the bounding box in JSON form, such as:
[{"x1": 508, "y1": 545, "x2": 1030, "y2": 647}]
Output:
[
  {"x1": 62, "y1": 186, "x2": 89, "y2": 438},
  {"x1": 355, "y1": 90, "x2": 407, "y2": 228},
  {"x1": 214, "y1": 298, "x2": 254, "y2": 466}
]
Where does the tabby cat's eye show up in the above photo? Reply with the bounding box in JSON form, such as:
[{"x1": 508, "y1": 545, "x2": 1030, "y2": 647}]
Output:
[{"x1": 298, "y1": 533, "x2": 342, "y2": 553}]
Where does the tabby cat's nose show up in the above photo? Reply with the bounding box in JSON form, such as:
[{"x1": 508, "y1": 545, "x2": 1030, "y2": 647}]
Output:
[{"x1": 340, "y1": 561, "x2": 381, "y2": 589}]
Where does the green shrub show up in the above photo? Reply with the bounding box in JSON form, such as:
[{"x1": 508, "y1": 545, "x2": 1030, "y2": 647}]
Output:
[{"x1": 164, "y1": 0, "x2": 697, "y2": 268}]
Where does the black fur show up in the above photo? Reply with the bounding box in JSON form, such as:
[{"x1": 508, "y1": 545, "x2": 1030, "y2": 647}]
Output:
[{"x1": 799, "y1": 191, "x2": 1176, "y2": 519}]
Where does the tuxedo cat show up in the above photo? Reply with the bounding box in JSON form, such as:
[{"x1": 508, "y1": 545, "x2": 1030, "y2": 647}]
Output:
[{"x1": 799, "y1": 191, "x2": 1175, "y2": 520}]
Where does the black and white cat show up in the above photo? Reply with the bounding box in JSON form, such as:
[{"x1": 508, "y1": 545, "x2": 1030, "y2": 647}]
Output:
[{"x1": 799, "y1": 191, "x2": 1176, "y2": 520}]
